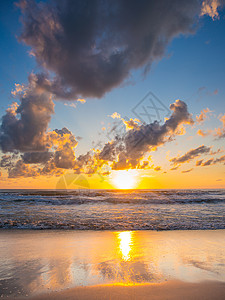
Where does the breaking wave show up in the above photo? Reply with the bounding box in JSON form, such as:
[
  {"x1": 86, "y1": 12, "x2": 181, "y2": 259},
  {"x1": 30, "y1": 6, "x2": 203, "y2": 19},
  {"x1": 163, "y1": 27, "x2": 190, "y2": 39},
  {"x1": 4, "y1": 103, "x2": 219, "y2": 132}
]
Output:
[{"x1": 0, "y1": 189, "x2": 224, "y2": 230}]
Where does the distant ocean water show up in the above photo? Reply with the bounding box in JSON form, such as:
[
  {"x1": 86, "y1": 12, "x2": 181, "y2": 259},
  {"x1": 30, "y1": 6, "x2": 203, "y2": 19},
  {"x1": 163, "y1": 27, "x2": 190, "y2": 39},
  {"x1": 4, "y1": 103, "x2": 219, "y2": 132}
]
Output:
[{"x1": 0, "y1": 189, "x2": 225, "y2": 230}]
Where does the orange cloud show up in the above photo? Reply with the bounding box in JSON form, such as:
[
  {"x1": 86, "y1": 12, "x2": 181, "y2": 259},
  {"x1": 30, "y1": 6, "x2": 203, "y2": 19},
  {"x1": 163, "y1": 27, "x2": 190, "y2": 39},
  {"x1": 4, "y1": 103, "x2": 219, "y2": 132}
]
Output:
[
  {"x1": 201, "y1": 0, "x2": 221, "y2": 19},
  {"x1": 196, "y1": 108, "x2": 212, "y2": 123}
]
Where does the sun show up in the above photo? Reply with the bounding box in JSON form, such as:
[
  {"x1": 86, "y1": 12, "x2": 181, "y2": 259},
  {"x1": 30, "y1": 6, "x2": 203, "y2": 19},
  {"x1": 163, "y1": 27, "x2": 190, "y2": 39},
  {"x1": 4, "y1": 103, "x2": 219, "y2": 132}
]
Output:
[{"x1": 112, "y1": 170, "x2": 137, "y2": 189}]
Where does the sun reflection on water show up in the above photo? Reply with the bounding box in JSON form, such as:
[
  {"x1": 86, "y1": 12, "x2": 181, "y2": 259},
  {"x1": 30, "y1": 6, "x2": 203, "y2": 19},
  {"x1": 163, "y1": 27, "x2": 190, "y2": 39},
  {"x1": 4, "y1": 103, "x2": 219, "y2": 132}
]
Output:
[{"x1": 117, "y1": 231, "x2": 133, "y2": 261}]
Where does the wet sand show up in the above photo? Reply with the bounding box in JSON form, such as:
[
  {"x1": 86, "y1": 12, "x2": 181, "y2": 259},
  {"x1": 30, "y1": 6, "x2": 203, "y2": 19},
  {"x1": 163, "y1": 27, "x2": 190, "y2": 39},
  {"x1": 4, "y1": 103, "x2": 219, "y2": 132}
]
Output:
[
  {"x1": 29, "y1": 280, "x2": 225, "y2": 300},
  {"x1": 0, "y1": 230, "x2": 225, "y2": 298}
]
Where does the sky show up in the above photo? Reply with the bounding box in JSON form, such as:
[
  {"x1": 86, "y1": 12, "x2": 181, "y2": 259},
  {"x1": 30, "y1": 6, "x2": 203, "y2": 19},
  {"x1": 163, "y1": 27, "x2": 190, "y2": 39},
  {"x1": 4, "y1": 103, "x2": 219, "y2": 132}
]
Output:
[{"x1": 0, "y1": 0, "x2": 224, "y2": 189}]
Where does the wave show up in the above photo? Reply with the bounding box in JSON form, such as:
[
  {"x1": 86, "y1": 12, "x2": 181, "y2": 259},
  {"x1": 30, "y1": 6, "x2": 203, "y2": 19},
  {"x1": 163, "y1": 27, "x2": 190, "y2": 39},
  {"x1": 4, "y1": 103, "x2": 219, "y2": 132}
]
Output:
[
  {"x1": 0, "y1": 220, "x2": 224, "y2": 230},
  {"x1": 0, "y1": 189, "x2": 224, "y2": 230},
  {"x1": 0, "y1": 189, "x2": 225, "y2": 206}
]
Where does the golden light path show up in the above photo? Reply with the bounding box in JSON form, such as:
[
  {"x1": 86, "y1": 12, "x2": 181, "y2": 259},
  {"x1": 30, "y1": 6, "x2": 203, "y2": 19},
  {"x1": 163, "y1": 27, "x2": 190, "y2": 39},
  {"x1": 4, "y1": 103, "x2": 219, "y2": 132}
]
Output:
[
  {"x1": 117, "y1": 231, "x2": 133, "y2": 261},
  {"x1": 112, "y1": 170, "x2": 138, "y2": 189}
]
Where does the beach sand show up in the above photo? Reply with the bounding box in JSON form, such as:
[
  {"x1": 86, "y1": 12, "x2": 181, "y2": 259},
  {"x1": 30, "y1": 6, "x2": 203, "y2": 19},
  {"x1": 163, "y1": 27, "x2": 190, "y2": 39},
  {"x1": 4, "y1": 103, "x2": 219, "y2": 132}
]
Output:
[
  {"x1": 0, "y1": 230, "x2": 225, "y2": 299},
  {"x1": 29, "y1": 280, "x2": 225, "y2": 300}
]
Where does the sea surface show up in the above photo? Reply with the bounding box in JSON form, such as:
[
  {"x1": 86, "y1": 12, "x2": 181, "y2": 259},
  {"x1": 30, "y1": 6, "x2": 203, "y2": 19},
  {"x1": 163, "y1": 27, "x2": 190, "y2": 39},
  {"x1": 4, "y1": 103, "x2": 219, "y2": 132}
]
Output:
[{"x1": 0, "y1": 189, "x2": 225, "y2": 230}]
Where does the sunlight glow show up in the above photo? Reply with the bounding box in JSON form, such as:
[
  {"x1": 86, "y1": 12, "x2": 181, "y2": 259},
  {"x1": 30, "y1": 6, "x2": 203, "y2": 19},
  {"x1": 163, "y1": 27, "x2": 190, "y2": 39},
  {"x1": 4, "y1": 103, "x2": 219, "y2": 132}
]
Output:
[
  {"x1": 117, "y1": 231, "x2": 133, "y2": 261},
  {"x1": 112, "y1": 170, "x2": 137, "y2": 189}
]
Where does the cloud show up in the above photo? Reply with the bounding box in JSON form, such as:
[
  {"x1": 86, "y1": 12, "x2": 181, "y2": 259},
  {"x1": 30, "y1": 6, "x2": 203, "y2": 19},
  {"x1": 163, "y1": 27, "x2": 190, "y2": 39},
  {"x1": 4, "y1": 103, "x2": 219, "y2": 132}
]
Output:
[
  {"x1": 0, "y1": 77, "x2": 78, "y2": 177},
  {"x1": 210, "y1": 148, "x2": 223, "y2": 155},
  {"x1": 22, "y1": 152, "x2": 53, "y2": 164},
  {"x1": 200, "y1": 0, "x2": 224, "y2": 19},
  {"x1": 182, "y1": 168, "x2": 193, "y2": 173},
  {"x1": 197, "y1": 114, "x2": 225, "y2": 139},
  {"x1": 170, "y1": 166, "x2": 179, "y2": 171},
  {"x1": 8, "y1": 159, "x2": 38, "y2": 178},
  {"x1": 4, "y1": 127, "x2": 79, "y2": 178},
  {"x1": 196, "y1": 108, "x2": 212, "y2": 123},
  {"x1": 1, "y1": 99, "x2": 216, "y2": 178},
  {"x1": 201, "y1": 158, "x2": 214, "y2": 166},
  {"x1": 196, "y1": 159, "x2": 203, "y2": 166},
  {"x1": 3, "y1": 1, "x2": 224, "y2": 178},
  {"x1": 64, "y1": 98, "x2": 86, "y2": 109},
  {"x1": 45, "y1": 127, "x2": 78, "y2": 169},
  {"x1": 110, "y1": 112, "x2": 141, "y2": 130},
  {"x1": 77, "y1": 99, "x2": 86, "y2": 104},
  {"x1": 215, "y1": 114, "x2": 225, "y2": 138},
  {"x1": 110, "y1": 112, "x2": 121, "y2": 120},
  {"x1": 64, "y1": 103, "x2": 77, "y2": 109},
  {"x1": 197, "y1": 129, "x2": 210, "y2": 137},
  {"x1": 74, "y1": 152, "x2": 92, "y2": 174},
  {"x1": 154, "y1": 166, "x2": 161, "y2": 171},
  {"x1": 123, "y1": 118, "x2": 141, "y2": 130},
  {"x1": 196, "y1": 155, "x2": 225, "y2": 166},
  {"x1": 170, "y1": 145, "x2": 211, "y2": 165},
  {"x1": 0, "y1": 154, "x2": 16, "y2": 168},
  {"x1": 11, "y1": 83, "x2": 25, "y2": 96},
  {"x1": 99, "y1": 141, "x2": 118, "y2": 162},
  {"x1": 0, "y1": 76, "x2": 54, "y2": 153},
  {"x1": 55, "y1": 99, "x2": 193, "y2": 175},
  {"x1": 214, "y1": 155, "x2": 225, "y2": 163},
  {"x1": 98, "y1": 100, "x2": 193, "y2": 170},
  {"x1": 17, "y1": 0, "x2": 211, "y2": 100}
]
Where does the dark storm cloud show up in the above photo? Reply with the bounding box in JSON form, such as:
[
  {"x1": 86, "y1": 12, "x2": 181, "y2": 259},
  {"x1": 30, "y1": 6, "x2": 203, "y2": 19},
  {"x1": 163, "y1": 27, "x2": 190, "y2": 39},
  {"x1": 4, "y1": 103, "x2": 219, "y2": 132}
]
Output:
[
  {"x1": 22, "y1": 151, "x2": 53, "y2": 164},
  {"x1": 18, "y1": 0, "x2": 205, "y2": 100},
  {"x1": 0, "y1": 77, "x2": 54, "y2": 153},
  {"x1": 170, "y1": 145, "x2": 211, "y2": 165}
]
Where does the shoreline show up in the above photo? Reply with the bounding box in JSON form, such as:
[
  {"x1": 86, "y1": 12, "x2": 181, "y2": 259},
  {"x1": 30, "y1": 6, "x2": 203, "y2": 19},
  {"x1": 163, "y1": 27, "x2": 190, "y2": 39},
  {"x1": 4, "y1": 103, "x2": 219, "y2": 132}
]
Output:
[
  {"x1": 26, "y1": 280, "x2": 225, "y2": 300},
  {"x1": 0, "y1": 228, "x2": 225, "y2": 232}
]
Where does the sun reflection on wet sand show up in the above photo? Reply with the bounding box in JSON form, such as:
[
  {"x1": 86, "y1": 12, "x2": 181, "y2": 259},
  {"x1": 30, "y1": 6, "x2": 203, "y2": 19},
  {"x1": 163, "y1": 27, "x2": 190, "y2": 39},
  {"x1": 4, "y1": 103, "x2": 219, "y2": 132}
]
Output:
[
  {"x1": 0, "y1": 230, "x2": 225, "y2": 298},
  {"x1": 117, "y1": 231, "x2": 133, "y2": 261}
]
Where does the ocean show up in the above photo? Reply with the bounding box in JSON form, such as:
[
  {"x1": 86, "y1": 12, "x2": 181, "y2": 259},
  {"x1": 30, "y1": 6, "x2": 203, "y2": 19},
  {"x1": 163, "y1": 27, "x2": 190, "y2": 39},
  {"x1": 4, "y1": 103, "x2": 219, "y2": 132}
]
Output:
[{"x1": 0, "y1": 189, "x2": 225, "y2": 230}]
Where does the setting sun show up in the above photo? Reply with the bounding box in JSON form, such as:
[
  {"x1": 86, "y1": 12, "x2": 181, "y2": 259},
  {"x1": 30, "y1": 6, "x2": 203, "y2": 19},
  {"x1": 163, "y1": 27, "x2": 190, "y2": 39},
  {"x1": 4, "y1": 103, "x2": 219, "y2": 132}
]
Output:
[{"x1": 112, "y1": 170, "x2": 137, "y2": 189}]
